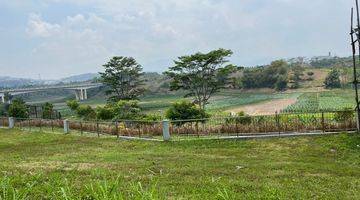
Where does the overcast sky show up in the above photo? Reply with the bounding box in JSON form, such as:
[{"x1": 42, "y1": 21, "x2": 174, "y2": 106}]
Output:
[{"x1": 0, "y1": 0, "x2": 354, "y2": 79}]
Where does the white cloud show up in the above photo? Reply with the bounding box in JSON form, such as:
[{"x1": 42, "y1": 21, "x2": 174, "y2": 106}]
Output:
[
  {"x1": 0, "y1": 0, "x2": 353, "y2": 78},
  {"x1": 26, "y1": 13, "x2": 61, "y2": 37}
]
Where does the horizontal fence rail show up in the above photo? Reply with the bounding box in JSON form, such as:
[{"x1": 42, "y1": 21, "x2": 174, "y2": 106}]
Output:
[{"x1": 0, "y1": 110, "x2": 358, "y2": 141}]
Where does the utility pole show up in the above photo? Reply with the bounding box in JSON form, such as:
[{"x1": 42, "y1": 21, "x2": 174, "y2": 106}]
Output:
[{"x1": 350, "y1": 1, "x2": 360, "y2": 131}]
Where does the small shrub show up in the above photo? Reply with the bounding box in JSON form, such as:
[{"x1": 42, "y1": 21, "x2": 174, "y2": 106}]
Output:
[
  {"x1": 96, "y1": 105, "x2": 114, "y2": 121},
  {"x1": 66, "y1": 100, "x2": 79, "y2": 111},
  {"x1": 307, "y1": 71, "x2": 314, "y2": 76},
  {"x1": 226, "y1": 111, "x2": 252, "y2": 125},
  {"x1": 112, "y1": 100, "x2": 142, "y2": 120},
  {"x1": 42, "y1": 102, "x2": 54, "y2": 119},
  {"x1": 8, "y1": 98, "x2": 29, "y2": 118},
  {"x1": 141, "y1": 113, "x2": 163, "y2": 121},
  {"x1": 76, "y1": 105, "x2": 96, "y2": 120},
  {"x1": 165, "y1": 100, "x2": 210, "y2": 121}
]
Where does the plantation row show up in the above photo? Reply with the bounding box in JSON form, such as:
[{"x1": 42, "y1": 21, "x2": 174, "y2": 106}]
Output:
[{"x1": 282, "y1": 90, "x2": 355, "y2": 113}]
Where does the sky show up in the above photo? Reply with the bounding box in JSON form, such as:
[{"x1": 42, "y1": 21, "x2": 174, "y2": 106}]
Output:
[{"x1": 0, "y1": 0, "x2": 354, "y2": 79}]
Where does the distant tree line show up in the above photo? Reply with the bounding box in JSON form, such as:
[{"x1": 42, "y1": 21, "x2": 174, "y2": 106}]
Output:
[{"x1": 241, "y1": 60, "x2": 288, "y2": 91}]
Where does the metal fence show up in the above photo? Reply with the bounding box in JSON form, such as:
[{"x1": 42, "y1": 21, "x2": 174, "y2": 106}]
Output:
[
  {"x1": 0, "y1": 110, "x2": 357, "y2": 141},
  {"x1": 169, "y1": 111, "x2": 357, "y2": 139},
  {"x1": 8, "y1": 118, "x2": 163, "y2": 140}
]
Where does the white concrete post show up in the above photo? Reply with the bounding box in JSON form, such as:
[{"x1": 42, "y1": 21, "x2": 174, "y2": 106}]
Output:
[
  {"x1": 8, "y1": 117, "x2": 15, "y2": 129},
  {"x1": 64, "y1": 120, "x2": 70, "y2": 134},
  {"x1": 1, "y1": 95, "x2": 4, "y2": 103},
  {"x1": 74, "y1": 90, "x2": 80, "y2": 100},
  {"x1": 162, "y1": 120, "x2": 171, "y2": 141}
]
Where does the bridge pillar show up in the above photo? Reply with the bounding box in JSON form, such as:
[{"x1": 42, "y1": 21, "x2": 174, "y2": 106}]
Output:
[
  {"x1": 80, "y1": 89, "x2": 84, "y2": 100},
  {"x1": 84, "y1": 89, "x2": 88, "y2": 100},
  {"x1": 74, "y1": 89, "x2": 88, "y2": 101},
  {"x1": 74, "y1": 90, "x2": 80, "y2": 101}
]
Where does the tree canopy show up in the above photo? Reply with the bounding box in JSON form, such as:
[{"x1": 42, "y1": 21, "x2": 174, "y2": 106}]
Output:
[
  {"x1": 241, "y1": 60, "x2": 288, "y2": 91},
  {"x1": 324, "y1": 69, "x2": 341, "y2": 89},
  {"x1": 165, "y1": 48, "x2": 235, "y2": 110},
  {"x1": 100, "y1": 56, "x2": 145, "y2": 102},
  {"x1": 8, "y1": 98, "x2": 29, "y2": 118}
]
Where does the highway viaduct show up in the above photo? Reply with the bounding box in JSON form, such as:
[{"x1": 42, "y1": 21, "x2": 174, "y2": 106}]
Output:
[{"x1": 0, "y1": 83, "x2": 103, "y2": 103}]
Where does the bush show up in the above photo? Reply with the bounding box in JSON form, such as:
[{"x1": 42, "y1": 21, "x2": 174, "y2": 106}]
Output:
[
  {"x1": 8, "y1": 98, "x2": 29, "y2": 118},
  {"x1": 141, "y1": 113, "x2": 163, "y2": 121},
  {"x1": 226, "y1": 111, "x2": 252, "y2": 125},
  {"x1": 112, "y1": 100, "x2": 142, "y2": 120},
  {"x1": 165, "y1": 101, "x2": 210, "y2": 121},
  {"x1": 96, "y1": 106, "x2": 114, "y2": 121},
  {"x1": 42, "y1": 102, "x2": 54, "y2": 119},
  {"x1": 66, "y1": 100, "x2": 80, "y2": 111},
  {"x1": 76, "y1": 105, "x2": 96, "y2": 120}
]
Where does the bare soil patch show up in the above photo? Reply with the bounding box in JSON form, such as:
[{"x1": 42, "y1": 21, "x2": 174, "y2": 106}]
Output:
[{"x1": 227, "y1": 98, "x2": 297, "y2": 116}]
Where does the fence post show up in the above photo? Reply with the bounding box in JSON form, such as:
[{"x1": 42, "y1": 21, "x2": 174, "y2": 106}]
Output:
[
  {"x1": 96, "y1": 121, "x2": 100, "y2": 137},
  {"x1": 8, "y1": 117, "x2": 15, "y2": 129},
  {"x1": 275, "y1": 112, "x2": 280, "y2": 135},
  {"x1": 39, "y1": 119, "x2": 42, "y2": 132},
  {"x1": 115, "y1": 121, "x2": 119, "y2": 139},
  {"x1": 321, "y1": 112, "x2": 325, "y2": 133},
  {"x1": 80, "y1": 121, "x2": 83, "y2": 135},
  {"x1": 162, "y1": 120, "x2": 171, "y2": 141},
  {"x1": 64, "y1": 120, "x2": 70, "y2": 134}
]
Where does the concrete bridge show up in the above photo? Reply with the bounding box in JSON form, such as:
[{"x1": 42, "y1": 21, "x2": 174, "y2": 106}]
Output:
[{"x1": 0, "y1": 83, "x2": 103, "y2": 103}]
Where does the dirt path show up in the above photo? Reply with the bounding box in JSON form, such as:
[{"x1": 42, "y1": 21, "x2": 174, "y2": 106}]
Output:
[{"x1": 227, "y1": 98, "x2": 297, "y2": 116}]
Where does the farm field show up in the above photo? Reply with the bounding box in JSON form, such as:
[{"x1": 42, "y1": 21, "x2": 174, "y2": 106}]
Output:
[
  {"x1": 52, "y1": 88, "x2": 356, "y2": 118},
  {"x1": 54, "y1": 90, "x2": 302, "y2": 117},
  {"x1": 283, "y1": 89, "x2": 356, "y2": 113},
  {"x1": 0, "y1": 129, "x2": 360, "y2": 199}
]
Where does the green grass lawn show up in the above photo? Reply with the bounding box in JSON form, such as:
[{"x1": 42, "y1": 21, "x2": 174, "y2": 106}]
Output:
[{"x1": 1, "y1": 129, "x2": 360, "y2": 199}]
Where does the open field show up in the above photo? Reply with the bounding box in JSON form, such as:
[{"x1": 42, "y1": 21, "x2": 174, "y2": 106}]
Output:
[{"x1": 1, "y1": 129, "x2": 360, "y2": 199}]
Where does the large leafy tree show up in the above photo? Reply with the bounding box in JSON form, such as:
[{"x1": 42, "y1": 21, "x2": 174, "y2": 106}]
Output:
[
  {"x1": 324, "y1": 69, "x2": 341, "y2": 89},
  {"x1": 100, "y1": 56, "x2": 145, "y2": 102},
  {"x1": 165, "y1": 49, "x2": 235, "y2": 110}
]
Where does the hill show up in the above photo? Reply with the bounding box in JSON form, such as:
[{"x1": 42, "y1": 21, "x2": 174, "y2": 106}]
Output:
[
  {"x1": 60, "y1": 73, "x2": 99, "y2": 83},
  {"x1": 0, "y1": 76, "x2": 45, "y2": 88}
]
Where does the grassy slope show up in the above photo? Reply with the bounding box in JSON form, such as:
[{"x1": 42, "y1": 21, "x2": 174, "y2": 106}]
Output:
[{"x1": 1, "y1": 129, "x2": 360, "y2": 199}]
